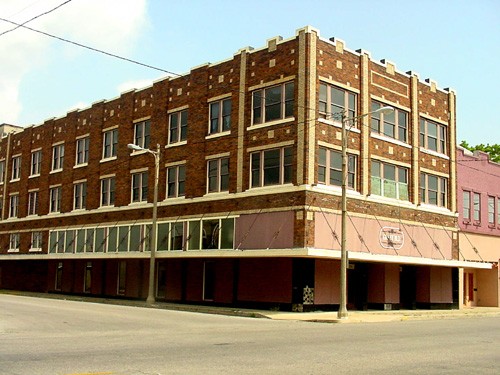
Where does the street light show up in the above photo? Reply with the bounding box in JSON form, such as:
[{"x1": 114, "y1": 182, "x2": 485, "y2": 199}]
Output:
[
  {"x1": 127, "y1": 143, "x2": 161, "y2": 305},
  {"x1": 335, "y1": 105, "x2": 394, "y2": 319}
]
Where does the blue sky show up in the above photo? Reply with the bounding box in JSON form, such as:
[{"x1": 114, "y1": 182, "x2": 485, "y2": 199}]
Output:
[{"x1": 1, "y1": 0, "x2": 498, "y2": 145}]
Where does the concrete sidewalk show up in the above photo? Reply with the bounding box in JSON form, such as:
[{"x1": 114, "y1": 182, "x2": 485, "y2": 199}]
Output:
[
  {"x1": 2, "y1": 290, "x2": 500, "y2": 323},
  {"x1": 263, "y1": 307, "x2": 500, "y2": 323}
]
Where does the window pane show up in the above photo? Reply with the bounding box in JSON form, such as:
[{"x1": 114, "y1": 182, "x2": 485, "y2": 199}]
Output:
[
  {"x1": 118, "y1": 227, "x2": 129, "y2": 252},
  {"x1": 265, "y1": 86, "x2": 282, "y2": 122},
  {"x1": 251, "y1": 153, "x2": 260, "y2": 187},
  {"x1": 188, "y1": 221, "x2": 201, "y2": 250},
  {"x1": 221, "y1": 218, "x2": 234, "y2": 249},
  {"x1": 129, "y1": 225, "x2": 141, "y2": 251},
  {"x1": 108, "y1": 227, "x2": 117, "y2": 253},
  {"x1": 384, "y1": 164, "x2": 396, "y2": 181},
  {"x1": 263, "y1": 149, "x2": 280, "y2": 185},
  {"x1": 171, "y1": 222, "x2": 184, "y2": 250},
  {"x1": 202, "y1": 219, "x2": 219, "y2": 249}
]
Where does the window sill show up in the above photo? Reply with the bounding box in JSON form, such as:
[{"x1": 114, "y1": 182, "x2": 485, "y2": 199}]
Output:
[
  {"x1": 419, "y1": 147, "x2": 449, "y2": 160},
  {"x1": 165, "y1": 141, "x2": 187, "y2": 149},
  {"x1": 313, "y1": 183, "x2": 361, "y2": 197},
  {"x1": 50, "y1": 169, "x2": 63, "y2": 174},
  {"x1": 29, "y1": 174, "x2": 41, "y2": 179},
  {"x1": 418, "y1": 203, "x2": 451, "y2": 215},
  {"x1": 371, "y1": 133, "x2": 411, "y2": 149},
  {"x1": 10, "y1": 178, "x2": 20, "y2": 183},
  {"x1": 247, "y1": 117, "x2": 295, "y2": 131},
  {"x1": 100, "y1": 156, "x2": 117, "y2": 163},
  {"x1": 203, "y1": 191, "x2": 231, "y2": 198},
  {"x1": 318, "y1": 118, "x2": 361, "y2": 134},
  {"x1": 247, "y1": 183, "x2": 294, "y2": 193},
  {"x1": 206, "y1": 130, "x2": 231, "y2": 140},
  {"x1": 7, "y1": 249, "x2": 19, "y2": 253},
  {"x1": 163, "y1": 196, "x2": 186, "y2": 203},
  {"x1": 74, "y1": 163, "x2": 88, "y2": 169},
  {"x1": 29, "y1": 248, "x2": 42, "y2": 252},
  {"x1": 368, "y1": 194, "x2": 413, "y2": 207}
]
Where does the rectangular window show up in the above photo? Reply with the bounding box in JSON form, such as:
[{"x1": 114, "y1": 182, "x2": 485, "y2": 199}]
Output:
[
  {"x1": 488, "y1": 196, "x2": 495, "y2": 224},
  {"x1": 30, "y1": 231, "x2": 43, "y2": 250},
  {"x1": 319, "y1": 83, "x2": 357, "y2": 124},
  {"x1": 75, "y1": 137, "x2": 89, "y2": 165},
  {"x1": 11, "y1": 156, "x2": 21, "y2": 180},
  {"x1": 103, "y1": 129, "x2": 118, "y2": 159},
  {"x1": 167, "y1": 164, "x2": 186, "y2": 198},
  {"x1": 52, "y1": 144, "x2": 64, "y2": 171},
  {"x1": 420, "y1": 173, "x2": 448, "y2": 208},
  {"x1": 84, "y1": 262, "x2": 92, "y2": 293},
  {"x1": 318, "y1": 148, "x2": 356, "y2": 189},
  {"x1": 251, "y1": 147, "x2": 293, "y2": 187},
  {"x1": 473, "y1": 192, "x2": 480, "y2": 221},
  {"x1": 371, "y1": 161, "x2": 409, "y2": 200},
  {"x1": 49, "y1": 186, "x2": 62, "y2": 213},
  {"x1": 9, "y1": 194, "x2": 19, "y2": 218},
  {"x1": 252, "y1": 82, "x2": 294, "y2": 125},
  {"x1": 133, "y1": 120, "x2": 151, "y2": 149},
  {"x1": 463, "y1": 191, "x2": 471, "y2": 220},
  {"x1": 74, "y1": 182, "x2": 87, "y2": 210},
  {"x1": 131, "y1": 171, "x2": 148, "y2": 202},
  {"x1": 9, "y1": 233, "x2": 20, "y2": 252},
  {"x1": 30, "y1": 150, "x2": 42, "y2": 176},
  {"x1": 168, "y1": 110, "x2": 188, "y2": 144},
  {"x1": 0, "y1": 160, "x2": 4, "y2": 183},
  {"x1": 371, "y1": 101, "x2": 408, "y2": 142},
  {"x1": 209, "y1": 98, "x2": 231, "y2": 134},
  {"x1": 207, "y1": 157, "x2": 229, "y2": 193},
  {"x1": 28, "y1": 190, "x2": 39, "y2": 216},
  {"x1": 420, "y1": 118, "x2": 447, "y2": 154},
  {"x1": 101, "y1": 176, "x2": 115, "y2": 206}
]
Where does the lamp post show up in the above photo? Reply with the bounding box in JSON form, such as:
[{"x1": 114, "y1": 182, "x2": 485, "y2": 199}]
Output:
[
  {"x1": 336, "y1": 106, "x2": 394, "y2": 319},
  {"x1": 127, "y1": 143, "x2": 160, "y2": 305}
]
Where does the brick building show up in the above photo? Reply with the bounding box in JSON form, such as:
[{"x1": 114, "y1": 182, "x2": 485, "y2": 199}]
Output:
[
  {"x1": 0, "y1": 26, "x2": 491, "y2": 310},
  {"x1": 456, "y1": 146, "x2": 500, "y2": 307}
]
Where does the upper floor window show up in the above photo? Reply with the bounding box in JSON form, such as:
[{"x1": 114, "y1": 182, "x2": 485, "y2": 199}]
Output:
[
  {"x1": 168, "y1": 110, "x2": 188, "y2": 144},
  {"x1": 473, "y1": 192, "x2": 480, "y2": 221},
  {"x1": 167, "y1": 164, "x2": 185, "y2": 198},
  {"x1": 74, "y1": 181, "x2": 87, "y2": 210},
  {"x1": 101, "y1": 177, "x2": 116, "y2": 206},
  {"x1": 371, "y1": 161, "x2": 409, "y2": 201},
  {"x1": 318, "y1": 147, "x2": 356, "y2": 189},
  {"x1": 49, "y1": 186, "x2": 62, "y2": 213},
  {"x1": 11, "y1": 156, "x2": 21, "y2": 180},
  {"x1": 9, "y1": 194, "x2": 19, "y2": 218},
  {"x1": 209, "y1": 98, "x2": 231, "y2": 134},
  {"x1": 420, "y1": 173, "x2": 448, "y2": 208},
  {"x1": 9, "y1": 233, "x2": 20, "y2": 252},
  {"x1": 30, "y1": 150, "x2": 42, "y2": 176},
  {"x1": 420, "y1": 118, "x2": 447, "y2": 155},
  {"x1": 76, "y1": 137, "x2": 89, "y2": 165},
  {"x1": 103, "y1": 129, "x2": 118, "y2": 159},
  {"x1": 133, "y1": 120, "x2": 150, "y2": 149},
  {"x1": 31, "y1": 231, "x2": 43, "y2": 251},
  {"x1": 52, "y1": 144, "x2": 64, "y2": 171},
  {"x1": 252, "y1": 82, "x2": 294, "y2": 125},
  {"x1": 28, "y1": 190, "x2": 39, "y2": 216},
  {"x1": 488, "y1": 196, "x2": 495, "y2": 225},
  {"x1": 131, "y1": 171, "x2": 148, "y2": 203},
  {"x1": 371, "y1": 101, "x2": 408, "y2": 142},
  {"x1": 462, "y1": 191, "x2": 471, "y2": 220},
  {"x1": 319, "y1": 83, "x2": 356, "y2": 123},
  {"x1": 207, "y1": 157, "x2": 229, "y2": 193},
  {"x1": 251, "y1": 146, "x2": 293, "y2": 188},
  {"x1": 0, "y1": 160, "x2": 4, "y2": 183}
]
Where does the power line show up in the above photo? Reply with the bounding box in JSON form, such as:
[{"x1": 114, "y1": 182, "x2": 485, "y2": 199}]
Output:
[
  {"x1": 0, "y1": 16, "x2": 180, "y2": 76},
  {"x1": 0, "y1": 0, "x2": 73, "y2": 38}
]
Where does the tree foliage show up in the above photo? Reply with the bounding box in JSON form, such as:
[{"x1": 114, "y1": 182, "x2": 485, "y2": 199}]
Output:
[{"x1": 460, "y1": 141, "x2": 500, "y2": 163}]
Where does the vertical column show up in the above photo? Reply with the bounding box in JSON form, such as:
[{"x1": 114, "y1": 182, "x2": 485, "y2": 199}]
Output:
[
  {"x1": 360, "y1": 53, "x2": 370, "y2": 195},
  {"x1": 410, "y1": 74, "x2": 420, "y2": 204},
  {"x1": 236, "y1": 49, "x2": 249, "y2": 193},
  {"x1": 296, "y1": 26, "x2": 317, "y2": 185},
  {"x1": 458, "y1": 267, "x2": 464, "y2": 309},
  {"x1": 448, "y1": 89, "x2": 457, "y2": 212}
]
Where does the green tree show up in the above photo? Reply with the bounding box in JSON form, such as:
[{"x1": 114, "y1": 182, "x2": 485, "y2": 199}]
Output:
[{"x1": 460, "y1": 141, "x2": 500, "y2": 163}]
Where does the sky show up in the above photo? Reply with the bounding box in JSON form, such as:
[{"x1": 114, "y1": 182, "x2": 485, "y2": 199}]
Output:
[{"x1": 0, "y1": 0, "x2": 498, "y2": 145}]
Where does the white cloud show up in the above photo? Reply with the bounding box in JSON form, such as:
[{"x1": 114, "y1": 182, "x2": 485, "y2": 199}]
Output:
[{"x1": 0, "y1": 0, "x2": 148, "y2": 124}]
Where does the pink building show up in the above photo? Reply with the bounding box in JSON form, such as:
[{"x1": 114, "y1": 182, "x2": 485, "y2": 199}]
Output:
[{"x1": 457, "y1": 146, "x2": 500, "y2": 307}]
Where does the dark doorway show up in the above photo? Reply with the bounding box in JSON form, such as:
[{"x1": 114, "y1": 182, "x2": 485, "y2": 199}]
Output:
[
  {"x1": 400, "y1": 266, "x2": 417, "y2": 309},
  {"x1": 292, "y1": 259, "x2": 315, "y2": 304},
  {"x1": 203, "y1": 261, "x2": 215, "y2": 301},
  {"x1": 347, "y1": 263, "x2": 368, "y2": 310}
]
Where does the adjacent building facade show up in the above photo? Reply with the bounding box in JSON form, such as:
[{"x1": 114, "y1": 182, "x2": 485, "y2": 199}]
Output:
[
  {"x1": 456, "y1": 146, "x2": 500, "y2": 307},
  {"x1": 0, "y1": 27, "x2": 492, "y2": 310}
]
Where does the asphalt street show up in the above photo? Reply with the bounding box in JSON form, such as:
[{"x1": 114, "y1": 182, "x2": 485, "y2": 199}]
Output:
[{"x1": 1, "y1": 294, "x2": 499, "y2": 375}]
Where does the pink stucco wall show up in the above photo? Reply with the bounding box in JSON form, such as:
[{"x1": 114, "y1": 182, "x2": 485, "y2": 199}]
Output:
[
  {"x1": 457, "y1": 147, "x2": 500, "y2": 238},
  {"x1": 315, "y1": 212, "x2": 453, "y2": 260}
]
